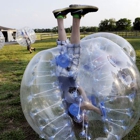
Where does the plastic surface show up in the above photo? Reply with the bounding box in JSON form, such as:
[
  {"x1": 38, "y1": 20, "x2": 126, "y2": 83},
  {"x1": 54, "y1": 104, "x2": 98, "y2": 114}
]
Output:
[
  {"x1": 0, "y1": 31, "x2": 5, "y2": 49},
  {"x1": 20, "y1": 33, "x2": 140, "y2": 140},
  {"x1": 82, "y1": 32, "x2": 136, "y2": 62},
  {"x1": 16, "y1": 26, "x2": 36, "y2": 47},
  {"x1": 55, "y1": 53, "x2": 71, "y2": 68}
]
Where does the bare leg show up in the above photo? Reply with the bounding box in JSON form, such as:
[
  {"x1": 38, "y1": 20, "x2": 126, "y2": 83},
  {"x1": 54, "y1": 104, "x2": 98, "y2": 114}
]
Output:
[
  {"x1": 57, "y1": 18, "x2": 67, "y2": 41},
  {"x1": 77, "y1": 87, "x2": 89, "y2": 101},
  {"x1": 70, "y1": 17, "x2": 80, "y2": 44},
  {"x1": 81, "y1": 101, "x2": 102, "y2": 115},
  {"x1": 78, "y1": 87, "x2": 102, "y2": 115}
]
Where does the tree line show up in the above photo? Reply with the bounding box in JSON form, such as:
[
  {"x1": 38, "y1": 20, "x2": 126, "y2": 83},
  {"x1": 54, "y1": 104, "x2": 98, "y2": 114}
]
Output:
[{"x1": 34, "y1": 17, "x2": 140, "y2": 33}]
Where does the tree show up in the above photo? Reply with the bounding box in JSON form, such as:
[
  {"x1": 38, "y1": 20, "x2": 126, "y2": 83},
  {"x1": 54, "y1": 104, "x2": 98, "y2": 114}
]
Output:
[
  {"x1": 108, "y1": 18, "x2": 116, "y2": 31},
  {"x1": 90, "y1": 26, "x2": 98, "y2": 32},
  {"x1": 99, "y1": 19, "x2": 109, "y2": 31},
  {"x1": 80, "y1": 26, "x2": 86, "y2": 32},
  {"x1": 99, "y1": 18, "x2": 116, "y2": 31},
  {"x1": 116, "y1": 18, "x2": 131, "y2": 31},
  {"x1": 65, "y1": 27, "x2": 71, "y2": 33},
  {"x1": 34, "y1": 29, "x2": 43, "y2": 33},
  {"x1": 52, "y1": 26, "x2": 58, "y2": 33},
  {"x1": 133, "y1": 17, "x2": 140, "y2": 30}
]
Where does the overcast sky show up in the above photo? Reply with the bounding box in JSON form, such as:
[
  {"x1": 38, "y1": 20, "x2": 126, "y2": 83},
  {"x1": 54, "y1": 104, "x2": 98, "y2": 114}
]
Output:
[{"x1": 1, "y1": 0, "x2": 140, "y2": 29}]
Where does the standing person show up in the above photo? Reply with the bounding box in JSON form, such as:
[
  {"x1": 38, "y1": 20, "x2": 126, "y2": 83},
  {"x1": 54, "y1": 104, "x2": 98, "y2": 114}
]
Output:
[{"x1": 53, "y1": 4, "x2": 101, "y2": 124}]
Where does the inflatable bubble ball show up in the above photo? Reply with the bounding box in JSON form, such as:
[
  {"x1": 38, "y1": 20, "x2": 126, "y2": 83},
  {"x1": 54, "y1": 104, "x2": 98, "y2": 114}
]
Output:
[
  {"x1": 20, "y1": 33, "x2": 140, "y2": 140},
  {"x1": 0, "y1": 31, "x2": 5, "y2": 49},
  {"x1": 16, "y1": 26, "x2": 36, "y2": 47}
]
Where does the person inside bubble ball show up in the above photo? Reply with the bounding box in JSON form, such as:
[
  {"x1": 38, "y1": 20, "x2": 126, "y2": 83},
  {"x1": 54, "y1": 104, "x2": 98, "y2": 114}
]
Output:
[
  {"x1": 26, "y1": 43, "x2": 35, "y2": 54},
  {"x1": 53, "y1": 4, "x2": 102, "y2": 124},
  {"x1": 21, "y1": 31, "x2": 36, "y2": 54}
]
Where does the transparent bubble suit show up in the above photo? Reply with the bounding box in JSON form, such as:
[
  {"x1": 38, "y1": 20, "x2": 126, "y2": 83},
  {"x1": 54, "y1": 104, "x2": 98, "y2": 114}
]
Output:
[
  {"x1": 81, "y1": 32, "x2": 136, "y2": 62},
  {"x1": 20, "y1": 34, "x2": 140, "y2": 140},
  {"x1": 16, "y1": 27, "x2": 36, "y2": 46},
  {"x1": 0, "y1": 31, "x2": 5, "y2": 49}
]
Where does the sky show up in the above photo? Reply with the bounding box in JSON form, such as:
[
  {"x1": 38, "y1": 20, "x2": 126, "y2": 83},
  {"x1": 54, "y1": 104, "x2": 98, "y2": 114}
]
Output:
[{"x1": 1, "y1": 0, "x2": 140, "y2": 29}]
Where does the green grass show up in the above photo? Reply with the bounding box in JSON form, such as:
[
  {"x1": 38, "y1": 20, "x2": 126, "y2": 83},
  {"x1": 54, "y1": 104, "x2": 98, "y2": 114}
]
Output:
[
  {"x1": 0, "y1": 39, "x2": 56, "y2": 140},
  {"x1": 0, "y1": 37, "x2": 140, "y2": 140},
  {"x1": 0, "y1": 129, "x2": 25, "y2": 140},
  {"x1": 127, "y1": 39, "x2": 140, "y2": 70}
]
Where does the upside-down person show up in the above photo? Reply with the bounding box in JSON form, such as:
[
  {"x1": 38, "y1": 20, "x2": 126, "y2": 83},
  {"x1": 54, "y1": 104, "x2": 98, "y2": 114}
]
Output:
[{"x1": 53, "y1": 4, "x2": 102, "y2": 124}]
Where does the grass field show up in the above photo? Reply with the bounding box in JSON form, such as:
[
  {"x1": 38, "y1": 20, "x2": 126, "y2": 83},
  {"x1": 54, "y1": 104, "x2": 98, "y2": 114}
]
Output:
[{"x1": 0, "y1": 37, "x2": 140, "y2": 140}]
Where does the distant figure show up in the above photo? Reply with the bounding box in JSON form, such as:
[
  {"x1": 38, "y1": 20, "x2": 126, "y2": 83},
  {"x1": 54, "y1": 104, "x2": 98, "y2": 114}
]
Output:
[
  {"x1": 26, "y1": 39, "x2": 35, "y2": 54},
  {"x1": 22, "y1": 31, "x2": 36, "y2": 54}
]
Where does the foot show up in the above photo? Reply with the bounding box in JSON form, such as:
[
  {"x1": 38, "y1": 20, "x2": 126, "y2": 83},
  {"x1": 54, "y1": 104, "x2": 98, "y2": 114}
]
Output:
[
  {"x1": 69, "y1": 4, "x2": 98, "y2": 16},
  {"x1": 34, "y1": 48, "x2": 35, "y2": 51},
  {"x1": 53, "y1": 7, "x2": 71, "y2": 18}
]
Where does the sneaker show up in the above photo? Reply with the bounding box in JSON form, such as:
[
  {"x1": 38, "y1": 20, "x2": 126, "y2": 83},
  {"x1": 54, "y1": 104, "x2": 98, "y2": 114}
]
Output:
[
  {"x1": 69, "y1": 4, "x2": 98, "y2": 16},
  {"x1": 53, "y1": 7, "x2": 71, "y2": 18}
]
